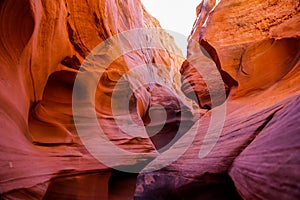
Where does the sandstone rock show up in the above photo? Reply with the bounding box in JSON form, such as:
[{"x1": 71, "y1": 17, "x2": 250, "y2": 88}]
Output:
[
  {"x1": 229, "y1": 96, "x2": 300, "y2": 200},
  {"x1": 0, "y1": 0, "x2": 299, "y2": 199},
  {"x1": 136, "y1": 0, "x2": 300, "y2": 199},
  {"x1": 0, "y1": 0, "x2": 197, "y2": 198}
]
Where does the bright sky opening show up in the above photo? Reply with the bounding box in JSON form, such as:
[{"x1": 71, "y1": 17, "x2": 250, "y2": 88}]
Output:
[{"x1": 141, "y1": 0, "x2": 200, "y2": 57}]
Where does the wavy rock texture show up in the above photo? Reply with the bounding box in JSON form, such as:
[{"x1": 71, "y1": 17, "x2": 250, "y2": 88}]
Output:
[
  {"x1": 137, "y1": 0, "x2": 300, "y2": 199},
  {"x1": 0, "y1": 0, "x2": 197, "y2": 199},
  {"x1": 0, "y1": 0, "x2": 299, "y2": 200}
]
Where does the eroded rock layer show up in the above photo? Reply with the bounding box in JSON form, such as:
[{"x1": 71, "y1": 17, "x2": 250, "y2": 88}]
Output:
[
  {"x1": 0, "y1": 0, "x2": 197, "y2": 199},
  {"x1": 137, "y1": 0, "x2": 300, "y2": 199},
  {"x1": 0, "y1": 0, "x2": 299, "y2": 199}
]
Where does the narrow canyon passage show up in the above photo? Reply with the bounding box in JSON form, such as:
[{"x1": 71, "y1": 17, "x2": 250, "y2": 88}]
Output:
[{"x1": 0, "y1": 0, "x2": 299, "y2": 199}]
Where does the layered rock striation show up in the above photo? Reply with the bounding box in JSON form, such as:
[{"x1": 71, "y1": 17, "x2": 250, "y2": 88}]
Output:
[
  {"x1": 0, "y1": 0, "x2": 299, "y2": 199},
  {"x1": 0, "y1": 0, "x2": 197, "y2": 199},
  {"x1": 137, "y1": 0, "x2": 300, "y2": 199}
]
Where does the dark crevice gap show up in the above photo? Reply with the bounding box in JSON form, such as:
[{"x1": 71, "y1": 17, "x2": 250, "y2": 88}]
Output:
[
  {"x1": 108, "y1": 170, "x2": 138, "y2": 200},
  {"x1": 61, "y1": 55, "x2": 81, "y2": 70},
  {"x1": 66, "y1": 22, "x2": 86, "y2": 58}
]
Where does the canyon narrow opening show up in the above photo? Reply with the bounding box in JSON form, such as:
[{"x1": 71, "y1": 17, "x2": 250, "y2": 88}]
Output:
[{"x1": 141, "y1": 0, "x2": 199, "y2": 56}]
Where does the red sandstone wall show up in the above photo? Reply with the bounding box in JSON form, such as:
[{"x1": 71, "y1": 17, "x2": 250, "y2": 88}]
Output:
[{"x1": 0, "y1": 0, "x2": 299, "y2": 199}]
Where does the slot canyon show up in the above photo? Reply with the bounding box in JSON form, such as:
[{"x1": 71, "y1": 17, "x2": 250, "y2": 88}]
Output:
[{"x1": 0, "y1": 0, "x2": 299, "y2": 199}]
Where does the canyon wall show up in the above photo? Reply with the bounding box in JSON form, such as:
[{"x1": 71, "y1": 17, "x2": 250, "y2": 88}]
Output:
[
  {"x1": 0, "y1": 0, "x2": 197, "y2": 199},
  {"x1": 0, "y1": 0, "x2": 299, "y2": 199},
  {"x1": 136, "y1": 0, "x2": 300, "y2": 199}
]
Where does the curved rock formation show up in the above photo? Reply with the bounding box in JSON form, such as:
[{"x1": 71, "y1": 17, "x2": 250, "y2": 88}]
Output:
[
  {"x1": 136, "y1": 0, "x2": 300, "y2": 199},
  {"x1": 0, "y1": 0, "x2": 299, "y2": 199},
  {"x1": 0, "y1": 0, "x2": 197, "y2": 199}
]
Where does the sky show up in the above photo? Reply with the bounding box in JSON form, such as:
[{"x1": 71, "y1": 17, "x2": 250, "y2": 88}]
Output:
[
  {"x1": 141, "y1": 0, "x2": 200, "y2": 37},
  {"x1": 141, "y1": 0, "x2": 200, "y2": 57}
]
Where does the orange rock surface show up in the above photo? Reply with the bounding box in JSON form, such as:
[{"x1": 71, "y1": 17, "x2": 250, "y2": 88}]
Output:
[
  {"x1": 0, "y1": 0, "x2": 197, "y2": 198},
  {"x1": 0, "y1": 0, "x2": 299, "y2": 199},
  {"x1": 137, "y1": 0, "x2": 300, "y2": 199}
]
